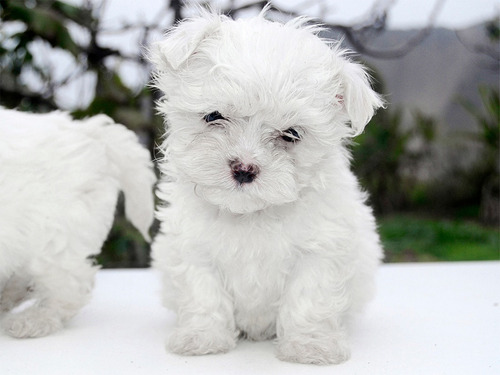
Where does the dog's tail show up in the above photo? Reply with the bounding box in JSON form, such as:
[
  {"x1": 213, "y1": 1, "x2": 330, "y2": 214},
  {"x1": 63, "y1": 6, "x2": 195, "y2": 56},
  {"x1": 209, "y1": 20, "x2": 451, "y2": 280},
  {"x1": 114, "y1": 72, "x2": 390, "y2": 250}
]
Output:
[{"x1": 84, "y1": 115, "x2": 156, "y2": 242}]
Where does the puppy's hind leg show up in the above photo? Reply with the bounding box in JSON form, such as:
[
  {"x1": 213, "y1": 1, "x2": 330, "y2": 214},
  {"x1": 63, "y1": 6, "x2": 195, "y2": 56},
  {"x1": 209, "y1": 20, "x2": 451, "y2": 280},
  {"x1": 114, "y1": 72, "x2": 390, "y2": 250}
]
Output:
[
  {"x1": 2, "y1": 257, "x2": 97, "y2": 338},
  {"x1": 0, "y1": 273, "x2": 32, "y2": 313},
  {"x1": 0, "y1": 274, "x2": 10, "y2": 314}
]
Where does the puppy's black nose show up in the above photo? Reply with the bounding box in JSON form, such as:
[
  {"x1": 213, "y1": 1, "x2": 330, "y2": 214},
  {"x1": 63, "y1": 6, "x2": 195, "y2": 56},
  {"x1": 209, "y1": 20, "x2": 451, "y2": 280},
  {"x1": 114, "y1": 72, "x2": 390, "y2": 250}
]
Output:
[{"x1": 230, "y1": 160, "x2": 259, "y2": 184}]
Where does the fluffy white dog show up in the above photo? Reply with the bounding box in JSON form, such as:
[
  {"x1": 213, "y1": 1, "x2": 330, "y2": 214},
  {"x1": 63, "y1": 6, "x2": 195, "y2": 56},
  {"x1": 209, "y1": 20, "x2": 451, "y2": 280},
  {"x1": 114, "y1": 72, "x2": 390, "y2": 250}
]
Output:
[
  {"x1": 150, "y1": 8, "x2": 384, "y2": 365},
  {"x1": 0, "y1": 109, "x2": 155, "y2": 338}
]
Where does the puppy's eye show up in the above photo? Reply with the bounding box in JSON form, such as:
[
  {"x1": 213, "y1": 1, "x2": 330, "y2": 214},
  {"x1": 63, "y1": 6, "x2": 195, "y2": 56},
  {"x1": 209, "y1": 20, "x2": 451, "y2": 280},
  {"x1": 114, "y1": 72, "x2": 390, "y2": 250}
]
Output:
[
  {"x1": 281, "y1": 128, "x2": 301, "y2": 143},
  {"x1": 203, "y1": 111, "x2": 226, "y2": 123}
]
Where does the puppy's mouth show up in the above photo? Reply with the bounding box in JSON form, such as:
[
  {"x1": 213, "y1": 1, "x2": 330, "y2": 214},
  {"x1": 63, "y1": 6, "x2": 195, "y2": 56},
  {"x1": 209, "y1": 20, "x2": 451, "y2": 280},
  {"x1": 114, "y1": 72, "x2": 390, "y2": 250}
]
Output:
[
  {"x1": 194, "y1": 183, "x2": 269, "y2": 214},
  {"x1": 193, "y1": 177, "x2": 299, "y2": 215}
]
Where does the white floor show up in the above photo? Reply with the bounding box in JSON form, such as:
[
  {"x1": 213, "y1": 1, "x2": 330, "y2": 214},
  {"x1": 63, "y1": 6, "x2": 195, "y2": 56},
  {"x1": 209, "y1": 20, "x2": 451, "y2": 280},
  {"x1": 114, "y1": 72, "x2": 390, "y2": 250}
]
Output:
[{"x1": 1, "y1": 261, "x2": 499, "y2": 375}]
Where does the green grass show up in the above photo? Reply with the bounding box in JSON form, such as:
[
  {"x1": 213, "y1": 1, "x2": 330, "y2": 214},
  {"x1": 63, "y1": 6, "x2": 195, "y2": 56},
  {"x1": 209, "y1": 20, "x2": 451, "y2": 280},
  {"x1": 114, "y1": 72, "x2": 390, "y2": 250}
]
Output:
[{"x1": 378, "y1": 215, "x2": 500, "y2": 262}]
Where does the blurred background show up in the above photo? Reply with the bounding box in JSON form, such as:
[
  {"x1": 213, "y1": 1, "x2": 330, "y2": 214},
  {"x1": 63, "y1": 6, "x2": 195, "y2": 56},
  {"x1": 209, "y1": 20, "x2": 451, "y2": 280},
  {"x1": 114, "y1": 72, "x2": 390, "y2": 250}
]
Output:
[{"x1": 1, "y1": 0, "x2": 498, "y2": 266}]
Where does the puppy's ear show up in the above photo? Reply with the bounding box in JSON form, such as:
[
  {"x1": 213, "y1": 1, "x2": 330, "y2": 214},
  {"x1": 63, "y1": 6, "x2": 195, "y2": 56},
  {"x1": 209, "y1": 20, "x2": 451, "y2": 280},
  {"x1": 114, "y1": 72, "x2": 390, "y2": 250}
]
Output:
[
  {"x1": 149, "y1": 13, "x2": 223, "y2": 71},
  {"x1": 339, "y1": 61, "x2": 385, "y2": 136}
]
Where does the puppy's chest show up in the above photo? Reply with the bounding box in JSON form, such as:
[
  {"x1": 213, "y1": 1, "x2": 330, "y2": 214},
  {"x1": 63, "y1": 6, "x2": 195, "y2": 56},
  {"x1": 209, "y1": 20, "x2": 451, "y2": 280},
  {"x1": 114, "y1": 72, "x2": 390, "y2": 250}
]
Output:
[{"x1": 213, "y1": 229, "x2": 296, "y2": 302}]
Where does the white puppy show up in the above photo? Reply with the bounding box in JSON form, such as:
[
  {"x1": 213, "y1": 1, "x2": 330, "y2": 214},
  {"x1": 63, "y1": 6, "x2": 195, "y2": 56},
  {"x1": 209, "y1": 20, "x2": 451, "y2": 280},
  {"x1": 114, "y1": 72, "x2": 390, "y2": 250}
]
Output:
[
  {"x1": 0, "y1": 109, "x2": 156, "y2": 338},
  {"x1": 150, "y1": 9, "x2": 384, "y2": 365}
]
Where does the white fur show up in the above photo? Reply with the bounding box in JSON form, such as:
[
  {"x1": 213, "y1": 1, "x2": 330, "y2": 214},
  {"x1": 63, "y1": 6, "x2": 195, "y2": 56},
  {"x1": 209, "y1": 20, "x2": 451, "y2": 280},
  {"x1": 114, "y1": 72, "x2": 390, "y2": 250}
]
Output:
[
  {"x1": 150, "y1": 9, "x2": 384, "y2": 365},
  {"x1": 0, "y1": 109, "x2": 156, "y2": 338}
]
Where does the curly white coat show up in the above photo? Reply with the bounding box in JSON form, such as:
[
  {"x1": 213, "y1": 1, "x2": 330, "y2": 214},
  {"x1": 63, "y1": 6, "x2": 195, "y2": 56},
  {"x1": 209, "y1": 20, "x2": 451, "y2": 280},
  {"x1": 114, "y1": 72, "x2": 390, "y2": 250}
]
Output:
[{"x1": 150, "y1": 9, "x2": 384, "y2": 365}]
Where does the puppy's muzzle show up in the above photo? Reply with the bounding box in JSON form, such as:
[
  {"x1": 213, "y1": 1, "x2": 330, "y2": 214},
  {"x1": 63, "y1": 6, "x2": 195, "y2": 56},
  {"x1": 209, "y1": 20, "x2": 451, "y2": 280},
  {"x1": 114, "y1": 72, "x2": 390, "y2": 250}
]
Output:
[{"x1": 230, "y1": 160, "x2": 260, "y2": 184}]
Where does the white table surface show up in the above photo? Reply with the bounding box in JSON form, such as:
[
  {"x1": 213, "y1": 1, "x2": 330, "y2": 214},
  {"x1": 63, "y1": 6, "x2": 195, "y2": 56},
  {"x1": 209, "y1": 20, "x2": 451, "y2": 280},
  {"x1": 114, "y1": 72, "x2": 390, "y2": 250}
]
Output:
[{"x1": 1, "y1": 261, "x2": 499, "y2": 375}]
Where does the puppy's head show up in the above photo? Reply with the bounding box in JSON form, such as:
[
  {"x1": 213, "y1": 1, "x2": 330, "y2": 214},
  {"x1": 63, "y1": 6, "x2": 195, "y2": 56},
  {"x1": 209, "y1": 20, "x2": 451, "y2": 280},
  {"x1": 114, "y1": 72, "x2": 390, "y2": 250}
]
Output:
[{"x1": 150, "y1": 9, "x2": 383, "y2": 214}]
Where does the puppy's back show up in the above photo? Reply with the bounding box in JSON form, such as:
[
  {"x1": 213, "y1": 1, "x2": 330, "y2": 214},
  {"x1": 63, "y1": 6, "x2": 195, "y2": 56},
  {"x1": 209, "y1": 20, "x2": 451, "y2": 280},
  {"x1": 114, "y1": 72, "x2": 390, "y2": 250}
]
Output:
[{"x1": 0, "y1": 109, "x2": 155, "y2": 256}]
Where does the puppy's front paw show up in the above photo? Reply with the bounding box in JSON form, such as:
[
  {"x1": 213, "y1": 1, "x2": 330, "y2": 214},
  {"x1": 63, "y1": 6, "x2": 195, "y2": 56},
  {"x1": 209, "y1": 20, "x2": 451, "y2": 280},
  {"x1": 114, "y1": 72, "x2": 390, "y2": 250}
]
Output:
[
  {"x1": 2, "y1": 310, "x2": 63, "y2": 338},
  {"x1": 168, "y1": 326, "x2": 237, "y2": 356},
  {"x1": 276, "y1": 336, "x2": 351, "y2": 365}
]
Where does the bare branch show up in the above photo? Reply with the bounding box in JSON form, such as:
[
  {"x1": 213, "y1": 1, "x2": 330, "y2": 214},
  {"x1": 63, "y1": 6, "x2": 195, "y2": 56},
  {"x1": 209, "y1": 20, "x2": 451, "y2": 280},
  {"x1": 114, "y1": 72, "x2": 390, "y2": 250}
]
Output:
[
  {"x1": 228, "y1": 0, "x2": 448, "y2": 59},
  {"x1": 455, "y1": 27, "x2": 500, "y2": 70}
]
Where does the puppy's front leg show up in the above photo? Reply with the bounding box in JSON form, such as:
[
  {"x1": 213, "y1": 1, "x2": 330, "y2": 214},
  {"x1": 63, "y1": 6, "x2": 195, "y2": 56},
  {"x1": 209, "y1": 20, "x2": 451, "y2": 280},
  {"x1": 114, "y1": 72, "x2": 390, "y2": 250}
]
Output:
[
  {"x1": 168, "y1": 263, "x2": 238, "y2": 356},
  {"x1": 276, "y1": 256, "x2": 352, "y2": 365}
]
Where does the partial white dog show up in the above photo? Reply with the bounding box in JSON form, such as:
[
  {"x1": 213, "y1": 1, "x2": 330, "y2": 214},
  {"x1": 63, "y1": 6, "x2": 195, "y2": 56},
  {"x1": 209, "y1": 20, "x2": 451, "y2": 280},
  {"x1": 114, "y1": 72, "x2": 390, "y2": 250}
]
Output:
[
  {"x1": 0, "y1": 109, "x2": 155, "y2": 338},
  {"x1": 150, "y1": 8, "x2": 384, "y2": 365}
]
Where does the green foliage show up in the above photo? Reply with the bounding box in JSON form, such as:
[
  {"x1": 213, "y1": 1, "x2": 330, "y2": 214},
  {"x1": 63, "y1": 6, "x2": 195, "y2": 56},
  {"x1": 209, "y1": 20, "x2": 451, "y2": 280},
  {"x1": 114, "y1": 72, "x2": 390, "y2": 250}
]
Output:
[
  {"x1": 462, "y1": 86, "x2": 500, "y2": 154},
  {"x1": 458, "y1": 86, "x2": 500, "y2": 224},
  {"x1": 95, "y1": 218, "x2": 150, "y2": 268},
  {"x1": 352, "y1": 106, "x2": 436, "y2": 213},
  {"x1": 0, "y1": 0, "x2": 86, "y2": 110},
  {"x1": 354, "y1": 82, "x2": 497, "y2": 224},
  {"x1": 95, "y1": 197, "x2": 154, "y2": 268},
  {"x1": 379, "y1": 215, "x2": 500, "y2": 262},
  {"x1": 2, "y1": 1, "x2": 80, "y2": 55},
  {"x1": 412, "y1": 110, "x2": 436, "y2": 143},
  {"x1": 353, "y1": 108, "x2": 407, "y2": 212},
  {"x1": 486, "y1": 17, "x2": 500, "y2": 41}
]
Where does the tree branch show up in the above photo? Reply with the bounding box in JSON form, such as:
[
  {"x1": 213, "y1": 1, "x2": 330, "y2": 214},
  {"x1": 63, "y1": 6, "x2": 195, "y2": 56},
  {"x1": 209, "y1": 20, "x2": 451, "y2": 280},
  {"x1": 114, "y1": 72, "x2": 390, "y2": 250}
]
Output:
[{"x1": 227, "y1": 0, "x2": 447, "y2": 59}]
